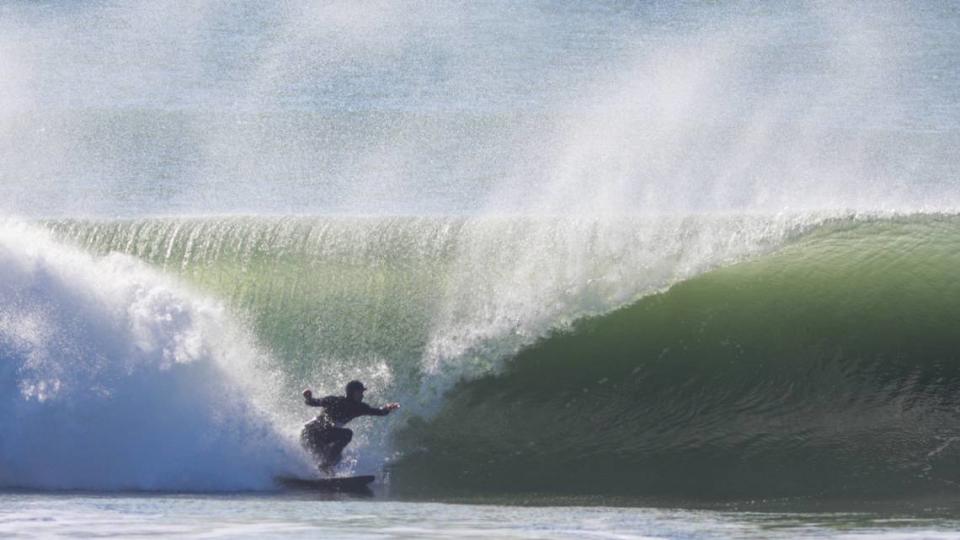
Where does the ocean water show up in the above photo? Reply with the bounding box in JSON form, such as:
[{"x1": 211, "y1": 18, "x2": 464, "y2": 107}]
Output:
[
  {"x1": 2, "y1": 1, "x2": 960, "y2": 538},
  {"x1": 6, "y1": 493, "x2": 960, "y2": 539}
]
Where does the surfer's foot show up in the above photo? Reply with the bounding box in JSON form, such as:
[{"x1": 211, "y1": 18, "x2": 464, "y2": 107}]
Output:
[{"x1": 319, "y1": 463, "x2": 335, "y2": 476}]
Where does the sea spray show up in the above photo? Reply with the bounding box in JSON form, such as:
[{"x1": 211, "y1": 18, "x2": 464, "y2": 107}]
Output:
[{"x1": 1, "y1": 3, "x2": 956, "y2": 217}]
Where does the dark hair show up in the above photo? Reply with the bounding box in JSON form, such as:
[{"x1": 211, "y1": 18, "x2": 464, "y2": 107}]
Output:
[{"x1": 346, "y1": 380, "x2": 366, "y2": 395}]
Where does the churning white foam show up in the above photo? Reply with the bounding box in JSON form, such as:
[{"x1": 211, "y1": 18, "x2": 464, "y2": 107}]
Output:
[{"x1": 0, "y1": 220, "x2": 309, "y2": 491}]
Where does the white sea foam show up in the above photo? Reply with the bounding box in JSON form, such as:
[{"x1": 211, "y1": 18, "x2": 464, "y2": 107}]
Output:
[{"x1": 0, "y1": 220, "x2": 310, "y2": 490}]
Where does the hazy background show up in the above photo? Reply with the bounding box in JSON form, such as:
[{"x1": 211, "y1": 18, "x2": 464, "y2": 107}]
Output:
[{"x1": 0, "y1": 0, "x2": 957, "y2": 217}]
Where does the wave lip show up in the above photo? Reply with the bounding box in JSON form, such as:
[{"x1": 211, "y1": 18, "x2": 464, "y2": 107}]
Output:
[{"x1": 0, "y1": 221, "x2": 306, "y2": 491}]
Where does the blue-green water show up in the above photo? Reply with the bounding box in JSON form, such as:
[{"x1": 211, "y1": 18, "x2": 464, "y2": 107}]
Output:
[{"x1": 2, "y1": 0, "x2": 960, "y2": 537}]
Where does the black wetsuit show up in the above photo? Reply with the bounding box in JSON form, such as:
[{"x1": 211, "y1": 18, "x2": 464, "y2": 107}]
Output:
[{"x1": 301, "y1": 395, "x2": 390, "y2": 466}]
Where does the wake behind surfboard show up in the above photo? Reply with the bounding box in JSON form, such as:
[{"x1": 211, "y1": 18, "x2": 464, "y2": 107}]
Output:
[{"x1": 275, "y1": 475, "x2": 375, "y2": 494}]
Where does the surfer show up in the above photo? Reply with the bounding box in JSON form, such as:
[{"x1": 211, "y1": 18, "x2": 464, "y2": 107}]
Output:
[{"x1": 300, "y1": 380, "x2": 400, "y2": 472}]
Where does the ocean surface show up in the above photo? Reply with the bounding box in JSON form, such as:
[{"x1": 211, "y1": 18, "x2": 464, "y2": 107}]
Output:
[{"x1": 2, "y1": 1, "x2": 960, "y2": 538}]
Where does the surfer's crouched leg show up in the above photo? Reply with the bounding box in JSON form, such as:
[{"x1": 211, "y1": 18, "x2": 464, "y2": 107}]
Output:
[
  {"x1": 300, "y1": 425, "x2": 353, "y2": 467},
  {"x1": 319, "y1": 427, "x2": 353, "y2": 467},
  {"x1": 300, "y1": 425, "x2": 329, "y2": 462}
]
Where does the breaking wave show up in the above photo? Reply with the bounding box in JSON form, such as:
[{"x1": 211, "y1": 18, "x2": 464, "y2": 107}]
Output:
[
  {"x1": 6, "y1": 213, "x2": 960, "y2": 499},
  {"x1": 0, "y1": 221, "x2": 308, "y2": 491}
]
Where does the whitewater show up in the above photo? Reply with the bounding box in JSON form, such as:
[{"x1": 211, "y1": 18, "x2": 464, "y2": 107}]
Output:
[{"x1": 2, "y1": 0, "x2": 960, "y2": 538}]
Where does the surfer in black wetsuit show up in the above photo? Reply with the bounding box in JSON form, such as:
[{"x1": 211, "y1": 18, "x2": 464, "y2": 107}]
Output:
[{"x1": 300, "y1": 380, "x2": 400, "y2": 472}]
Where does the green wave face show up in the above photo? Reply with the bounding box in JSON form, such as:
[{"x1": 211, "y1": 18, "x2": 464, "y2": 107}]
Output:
[{"x1": 390, "y1": 216, "x2": 960, "y2": 500}]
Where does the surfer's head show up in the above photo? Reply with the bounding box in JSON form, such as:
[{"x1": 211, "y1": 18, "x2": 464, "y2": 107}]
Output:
[{"x1": 346, "y1": 380, "x2": 366, "y2": 402}]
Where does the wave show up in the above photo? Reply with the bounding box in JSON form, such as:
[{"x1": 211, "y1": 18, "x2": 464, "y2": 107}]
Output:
[
  {"x1": 389, "y1": 214, "x2": 960, "y2": 499},
  {"x1": 9, "y1": 213, "x2": 958, "y2": 499}
]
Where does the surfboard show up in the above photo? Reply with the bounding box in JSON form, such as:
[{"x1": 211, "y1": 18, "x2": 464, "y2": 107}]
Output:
[{"x1": 275, "y1": 475, "x2": 375, "y2": 493}]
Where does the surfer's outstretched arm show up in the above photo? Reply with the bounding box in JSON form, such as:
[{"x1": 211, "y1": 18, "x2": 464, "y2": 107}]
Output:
[{"x1": 363, "y1": 402, "x2": 400, "y2": 416}]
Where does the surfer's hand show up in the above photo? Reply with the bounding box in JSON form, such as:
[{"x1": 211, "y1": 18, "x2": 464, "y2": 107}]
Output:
[
  {"x1": 384, "y1": 402, "x2": 400, "y2": 411},
  {"x1": 302, "y1": 389, "x2": 312, "y2": 399}
]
